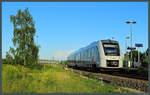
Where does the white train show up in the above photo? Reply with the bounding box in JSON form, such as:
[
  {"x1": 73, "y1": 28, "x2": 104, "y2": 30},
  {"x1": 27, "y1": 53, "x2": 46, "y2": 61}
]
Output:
[{"x1": 67, "y1": 40, "x2": 123, "y2": 70}]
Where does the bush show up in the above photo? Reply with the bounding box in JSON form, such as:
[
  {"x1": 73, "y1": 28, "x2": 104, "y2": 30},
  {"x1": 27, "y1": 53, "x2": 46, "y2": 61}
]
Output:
[
  {"x1": 2, "y1": 58, "x2": 14, "y2": 65},
  {"x1": 123, "y1": 60, "x2": 126, "y2": 67},
  {"x1": 2, "y1": 59, "x2": 7, "y2": 64},
  {"x1": 89, "y1": 74, "x2": 97, "y2": 79},
  {"x1": 141, "y1": 62, "x2": 148, "y2": 68},
  {"x1": 63, "y1": 61, "x2": 68, "y2": 65},
  {"x1": 137, "y1": 66, "x2": 148, "y2": 77}
]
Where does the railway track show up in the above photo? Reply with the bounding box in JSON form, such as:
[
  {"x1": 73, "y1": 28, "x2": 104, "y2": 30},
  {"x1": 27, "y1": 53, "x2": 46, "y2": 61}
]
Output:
[
  {"x1": 67, "y1": 67, "x2": 148, "y2": 92},
  {"x1": 104, "y1": 72, "x2": 148, "y2": 81},
  {"x1": 72, "y1": 67, "x2": 148, "y2": 81}
]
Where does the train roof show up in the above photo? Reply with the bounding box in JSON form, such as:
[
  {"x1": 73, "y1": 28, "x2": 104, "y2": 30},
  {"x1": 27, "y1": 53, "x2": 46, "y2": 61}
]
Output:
[
  {"x1": 101, "y1": 39, "x2": 118, "y2": 44},
  {"x1": 68, "y1": 39, "x2": 119, "y2": 57}
]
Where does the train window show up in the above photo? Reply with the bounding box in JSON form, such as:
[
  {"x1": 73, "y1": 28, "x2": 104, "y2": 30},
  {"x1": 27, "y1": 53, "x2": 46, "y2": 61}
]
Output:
[
  {"x1": 87, "y1": 50, "x2": 88, "y2": 58},
  {"x1": 95, "y1": 46, "x2": 100, "y2": 61},
  {"x1": 86, "y1": 50, "x2": 88, "y2": 59},
  {"x1": 81, "y1": 52, "x2": 84, "y2": 60},
  {"x1": 80, "y1": 53, "x2": 81, "y2": 60},
  {"x1": 92, "y1": 47, "x2": 94, "y2": 57},
  {"x1": 81, "y1": 52, "x2": 82, "y2": 60},
  {"x1": 90, "y1": 48, "x2": 92, "y2": 57},
  {"x1": 83, "y1": 51, "x2": 85, "y2": 59},
  {"x1": 79, "y1": 53, "x2": 80, "y2": 60},
  {"x1": 91, "y1": 48, "x2": 92, "y2": 57},
  {"x1": 75, "y1": 55, "x2": 77, "y2": 61},
  {"x1": 76, "y1": 54, "x2": 78, "y2": 60},
  {"x1": 94, "y1": 47, "x2": 95, "y2": 57},
  {"x1": 84, "y1": 51, "x2": 87, "y2": 59},
  {"x1": 82, "y1": 52, "x2": 84, "y2": 59},
  {"x1": 103, "y1": 43, "x2": 120, "y2": 56},
  {"x1": 88, "y1": 49, "x2": 90, "y2": 57},
  {"x1": 74, "y1": 56, "x2": 75, "y2": 60},
  {"x1": 78, "y1": 53, "x2": 80, "y2": 61}
]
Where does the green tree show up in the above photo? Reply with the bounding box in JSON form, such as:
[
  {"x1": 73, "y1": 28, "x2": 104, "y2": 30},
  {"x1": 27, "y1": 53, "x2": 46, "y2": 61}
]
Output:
[
  {"x1": 127, "y1": 50, "x2": 142, "y2": 61},
  {"x1": 140, "y1": 48, "x2": 148, "y2": 67},
  {"x1": 6, "y1": 8, "x2": 39, "y2": 65}
]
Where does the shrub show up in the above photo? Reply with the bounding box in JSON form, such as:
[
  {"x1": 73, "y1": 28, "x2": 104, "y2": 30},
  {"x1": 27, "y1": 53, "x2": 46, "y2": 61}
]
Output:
[
  {"x1": 137, "y1": 66, "x2": 148, "y2": 77},
  {"x1": 2, "y1": 59, "x2": 7, "y2": 64},
  {"x1": 123, "y1": 60, "x2": 126, "y2": 67},
  {"x1": 89, "y1": 74, "x2": 97, "y2": 79}
]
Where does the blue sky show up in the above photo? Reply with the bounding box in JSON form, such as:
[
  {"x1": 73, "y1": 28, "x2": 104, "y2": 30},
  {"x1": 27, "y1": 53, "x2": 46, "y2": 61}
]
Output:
[{"x1": 2, "y1": 2, "x2": 148, "y2": 60}]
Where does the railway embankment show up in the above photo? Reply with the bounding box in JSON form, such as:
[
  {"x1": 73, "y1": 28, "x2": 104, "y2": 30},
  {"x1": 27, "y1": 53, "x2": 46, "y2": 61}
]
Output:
[{"x1": 68, "y1": 68, "x2": 148, "y2": 93}]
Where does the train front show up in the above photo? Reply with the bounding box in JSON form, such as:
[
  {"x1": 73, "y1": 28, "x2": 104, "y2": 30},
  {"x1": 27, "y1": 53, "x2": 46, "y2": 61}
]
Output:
[{"x1": 98, "y1": 40, "x2": 123, "y2": 69}]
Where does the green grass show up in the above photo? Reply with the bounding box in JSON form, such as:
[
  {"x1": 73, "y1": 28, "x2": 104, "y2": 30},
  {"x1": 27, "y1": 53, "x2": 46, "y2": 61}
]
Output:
[{"x1": 2, "y1": 64, "x2": 132, "y2": 93}]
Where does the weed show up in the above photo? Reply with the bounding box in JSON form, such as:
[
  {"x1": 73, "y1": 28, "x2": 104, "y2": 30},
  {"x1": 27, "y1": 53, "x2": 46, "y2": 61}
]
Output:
[{"x1": 2, "y1": 64, "x2": 134, "y2": 93}]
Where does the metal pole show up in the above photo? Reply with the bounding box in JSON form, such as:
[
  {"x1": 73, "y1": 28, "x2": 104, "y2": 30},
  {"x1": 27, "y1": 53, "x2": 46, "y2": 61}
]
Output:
[
  {"x1": 125, "y1": 39, "x2": 127, "y2": 54},
  {"x1": 130, "y1": 24, "x2": 133, "y2": 67},
  {"x1": 125, "y1": 39, "x2": 127, "y2": 63},
  {"x1": 130, "y1": 24, "x2": 132, "y2": 50},
  {"x1": 138, "y1": 47, "x2": 140, "y2": 63}
]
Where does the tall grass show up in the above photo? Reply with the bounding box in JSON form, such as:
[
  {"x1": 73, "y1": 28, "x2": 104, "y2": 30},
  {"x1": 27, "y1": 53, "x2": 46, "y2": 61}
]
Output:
[{"x1": 2, "y1": 64, "x2": 131, "y2": 93}]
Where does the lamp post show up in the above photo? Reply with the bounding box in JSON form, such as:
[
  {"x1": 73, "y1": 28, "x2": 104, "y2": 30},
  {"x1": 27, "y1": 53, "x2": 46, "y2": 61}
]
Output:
[
  {"x1": 125, "y1": 36, "x2": 130, "y2": 54},
  {"x1": 125, "y1": 36, "x2": 129, "y2": 63},
  {"x1": 126, "y1": 21, "x2": 136, "y2": 67}
]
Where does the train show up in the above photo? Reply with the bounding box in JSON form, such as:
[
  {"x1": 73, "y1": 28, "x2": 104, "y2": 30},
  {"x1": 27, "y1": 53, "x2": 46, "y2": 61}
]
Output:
[{"x1": 67, "y1": 40, "x2": 123, "y2": 70}]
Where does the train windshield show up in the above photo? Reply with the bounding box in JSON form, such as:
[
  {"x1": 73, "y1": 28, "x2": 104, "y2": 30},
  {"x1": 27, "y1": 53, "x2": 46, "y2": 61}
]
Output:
[{"x1": 103, "y1": 44, "x2": 120, "y2": 56}]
